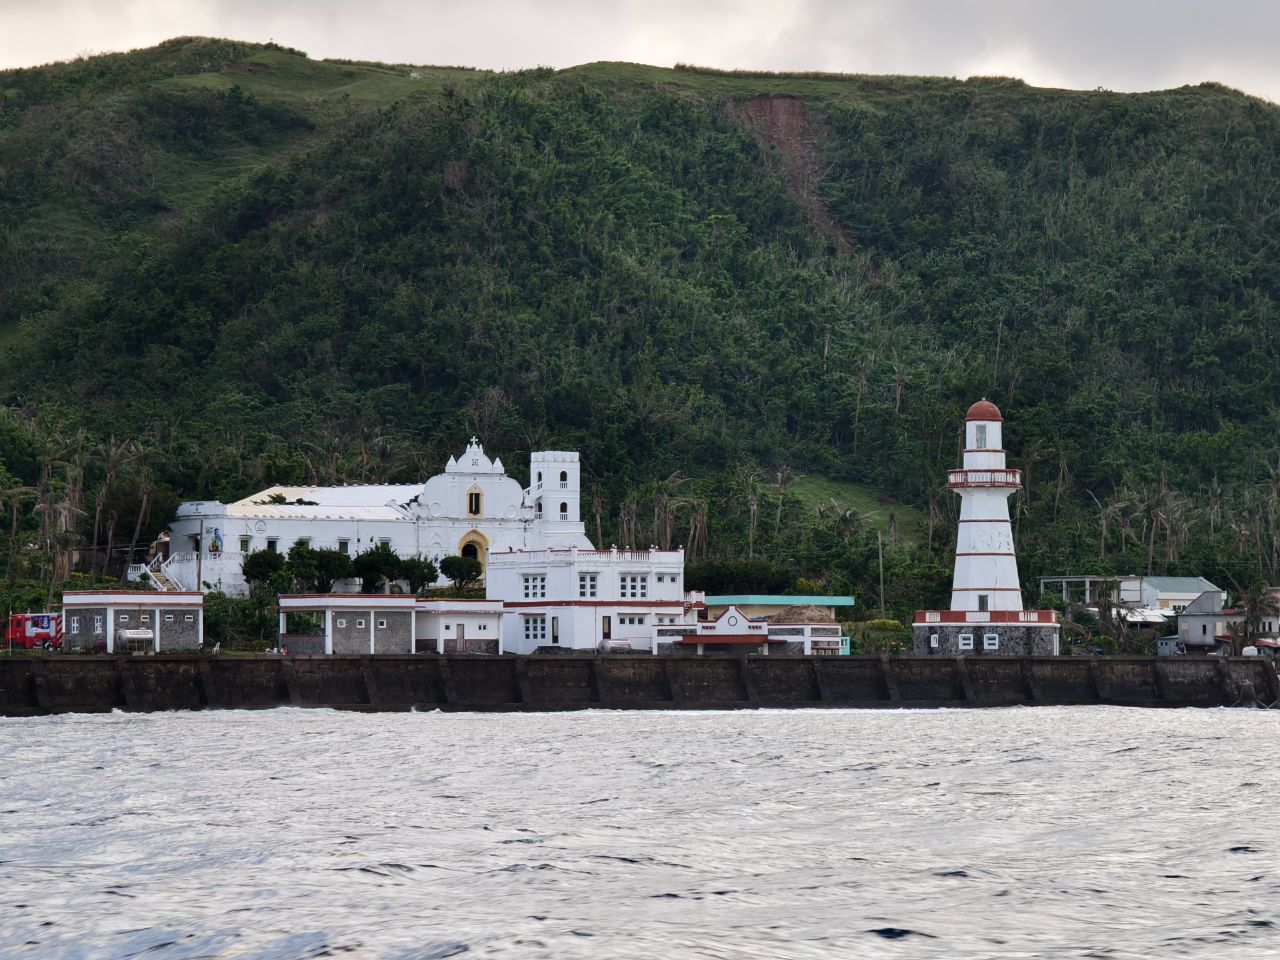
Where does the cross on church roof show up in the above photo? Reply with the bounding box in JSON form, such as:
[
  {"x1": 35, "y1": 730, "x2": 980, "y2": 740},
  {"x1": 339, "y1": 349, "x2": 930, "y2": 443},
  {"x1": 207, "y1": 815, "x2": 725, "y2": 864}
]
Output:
[{"x1": 470, "y1": 436, "x2": 479, "y2": 445}]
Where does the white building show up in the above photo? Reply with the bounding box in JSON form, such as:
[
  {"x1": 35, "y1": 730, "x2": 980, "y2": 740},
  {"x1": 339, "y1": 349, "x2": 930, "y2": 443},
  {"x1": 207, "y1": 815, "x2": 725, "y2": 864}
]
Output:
[
  {"x1": 487, "y1": 546, "x2": 697, "y2": 654},
  {"x1": 142, "y1": 440, "x2": 592, "y2": 595},
  {"x1": 277, "y1": 595, "x2": 505, "y2": 654},
  {"x1": 914, "y1": 399, "x2": 1060, "y2": 656}
]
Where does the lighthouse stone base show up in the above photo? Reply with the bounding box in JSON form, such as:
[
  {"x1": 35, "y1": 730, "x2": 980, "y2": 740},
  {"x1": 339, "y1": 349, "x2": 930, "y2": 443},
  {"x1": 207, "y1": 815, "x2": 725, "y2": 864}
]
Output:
[{"x1": 913, "y1": 614, "x2": 1061, "y2": 657}]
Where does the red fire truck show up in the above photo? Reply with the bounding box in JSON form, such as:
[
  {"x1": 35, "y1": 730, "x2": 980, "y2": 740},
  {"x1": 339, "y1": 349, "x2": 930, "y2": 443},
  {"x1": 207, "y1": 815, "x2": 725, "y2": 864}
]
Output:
[{"x1": 4, "y1": 613, "x2": 63, "y2": 651}]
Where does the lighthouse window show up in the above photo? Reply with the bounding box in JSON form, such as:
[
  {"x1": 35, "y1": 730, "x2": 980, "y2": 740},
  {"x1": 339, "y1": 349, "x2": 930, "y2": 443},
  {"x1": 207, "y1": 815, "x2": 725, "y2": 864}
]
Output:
[
  {"x1": 984, "y1": 633, "x2": 1000, "y2": 650},
  {"x1": 958, "y1": 634, "x2": 974, "y2": 651},
  {"x1": 975, "y1": 424, "x2": 988, "y2": 448},
  {"x1": 977, "y1": 594, "x2": 989, "y2": 612}
]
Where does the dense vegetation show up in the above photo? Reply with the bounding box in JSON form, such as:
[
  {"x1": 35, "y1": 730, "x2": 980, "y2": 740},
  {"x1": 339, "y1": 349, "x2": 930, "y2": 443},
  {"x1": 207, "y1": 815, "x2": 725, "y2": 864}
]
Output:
[{"x1": 3, "y1": 38, "x2": 1280, "y2": 623}]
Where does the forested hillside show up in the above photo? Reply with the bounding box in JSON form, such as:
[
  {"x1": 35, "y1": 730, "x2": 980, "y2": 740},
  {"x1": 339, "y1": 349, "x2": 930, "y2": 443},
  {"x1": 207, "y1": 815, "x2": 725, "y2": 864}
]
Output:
[{"x1": 3, "y1": 37, "x2": 1280, "y2": 617}]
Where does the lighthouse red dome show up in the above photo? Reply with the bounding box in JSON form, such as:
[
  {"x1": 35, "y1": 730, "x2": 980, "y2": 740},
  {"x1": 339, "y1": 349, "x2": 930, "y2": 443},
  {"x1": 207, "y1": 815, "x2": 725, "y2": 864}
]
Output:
[{"x1": 965, "y1": 398, "x2": 1003, "y2": 422}]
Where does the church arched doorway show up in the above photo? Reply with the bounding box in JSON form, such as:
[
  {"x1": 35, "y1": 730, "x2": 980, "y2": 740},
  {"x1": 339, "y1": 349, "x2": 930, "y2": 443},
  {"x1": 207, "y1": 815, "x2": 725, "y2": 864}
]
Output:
[{"x1": 457, "y1": 530, "x2": 490, "y2": 581}]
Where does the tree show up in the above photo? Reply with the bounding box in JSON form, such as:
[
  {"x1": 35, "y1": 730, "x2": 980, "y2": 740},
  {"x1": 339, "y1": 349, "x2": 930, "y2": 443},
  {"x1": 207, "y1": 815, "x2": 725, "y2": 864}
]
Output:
[
  {"x1": 400, "y1": 555, "x2": 438, "y2": 594},
  {"x1": 242, "y1": 548, "x2": 285, "y2": 586},
  {"x1": 311, "y1": 548, "x2": 353, "y2": 593},
  {"x1": 285, "y1": 539, "x2": 318, "y2": 590},
  {"x1": 352, "y1": 542, "x2": 402, "y2": 593},
  {"x1": 1230, "y1": 582, "x2": 1280, "y2": 655},
  {"x1": 440, "y1": 554, "x2": 482, "y2": 592}
]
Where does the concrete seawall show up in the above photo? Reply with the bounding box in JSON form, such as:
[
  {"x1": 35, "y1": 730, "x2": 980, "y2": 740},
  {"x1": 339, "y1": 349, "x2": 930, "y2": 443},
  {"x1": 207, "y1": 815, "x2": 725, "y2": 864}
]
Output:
[{"x1": 2, "y1": 655, "x2": 1277, "y2": 715}]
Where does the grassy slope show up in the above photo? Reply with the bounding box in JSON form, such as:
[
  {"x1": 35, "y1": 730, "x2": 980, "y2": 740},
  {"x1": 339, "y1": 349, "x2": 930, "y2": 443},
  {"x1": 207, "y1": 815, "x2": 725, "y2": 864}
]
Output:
[{"x1": 791, "y1": 476, "x2": 927, "y2": 548}]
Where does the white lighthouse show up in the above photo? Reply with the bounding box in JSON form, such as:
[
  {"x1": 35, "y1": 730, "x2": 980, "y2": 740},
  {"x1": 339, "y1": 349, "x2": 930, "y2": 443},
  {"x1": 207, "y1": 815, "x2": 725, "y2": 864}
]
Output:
[
  {"x1": 913, "y1": 399, "x2": 1059, "y2": 657},
  {"x1": 948, "y1": 398, "x2": 1023, "y2": 613}
]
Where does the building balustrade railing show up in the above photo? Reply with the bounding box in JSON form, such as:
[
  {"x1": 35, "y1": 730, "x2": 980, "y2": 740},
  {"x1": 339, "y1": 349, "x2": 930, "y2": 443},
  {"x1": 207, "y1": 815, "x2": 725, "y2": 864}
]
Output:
[{"x1": 947, "y1": 469, "x2": 1022, "y2": 489}]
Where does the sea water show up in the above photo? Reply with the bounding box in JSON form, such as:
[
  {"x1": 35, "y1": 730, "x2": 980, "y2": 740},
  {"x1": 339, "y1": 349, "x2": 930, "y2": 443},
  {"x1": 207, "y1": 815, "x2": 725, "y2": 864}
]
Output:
[{"x1": 1, "y1": 707, "x2": 1277, "y2": 959}]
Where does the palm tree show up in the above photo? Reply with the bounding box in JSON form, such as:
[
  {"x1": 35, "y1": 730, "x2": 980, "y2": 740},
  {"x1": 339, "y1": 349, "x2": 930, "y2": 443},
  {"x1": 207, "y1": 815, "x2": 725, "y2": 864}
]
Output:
[
  {"x1": 729, "y1": 466, "x2": 762, "y2": 558},
  {"x1": 1231, "y1": 582, "x2": 1280, "y2": 656},
  {"x1": 90, "y1": 435, "x2": 137, "y2": 574},
  {"x1": 1, "y1": 481, "x2": 36, "y2": 581}
]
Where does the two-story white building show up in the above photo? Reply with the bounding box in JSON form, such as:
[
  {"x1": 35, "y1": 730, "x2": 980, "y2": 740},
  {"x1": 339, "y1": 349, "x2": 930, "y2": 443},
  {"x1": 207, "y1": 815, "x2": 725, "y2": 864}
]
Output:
[
  {"x1": 487, "y1": 546, "x2": 698, "y2": 654},
  {"x1": 142, "y1": 441, "x2": 592, "y2": 595}
]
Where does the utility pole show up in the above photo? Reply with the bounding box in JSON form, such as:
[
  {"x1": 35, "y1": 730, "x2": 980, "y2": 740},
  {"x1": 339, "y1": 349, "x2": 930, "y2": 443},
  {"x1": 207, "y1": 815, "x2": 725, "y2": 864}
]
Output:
[{"x1": 878, "y1": 531, "x2": 886, "y2": 619}]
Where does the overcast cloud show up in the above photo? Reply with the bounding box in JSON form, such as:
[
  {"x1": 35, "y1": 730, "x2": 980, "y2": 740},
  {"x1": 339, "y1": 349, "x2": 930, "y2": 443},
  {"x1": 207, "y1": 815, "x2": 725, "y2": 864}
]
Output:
[{"x1": 3, "y1": 0, "x2": 1278, "y2": 102}]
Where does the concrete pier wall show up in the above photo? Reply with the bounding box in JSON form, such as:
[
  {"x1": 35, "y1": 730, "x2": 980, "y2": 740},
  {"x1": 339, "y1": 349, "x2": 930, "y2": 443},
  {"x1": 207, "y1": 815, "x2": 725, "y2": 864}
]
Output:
[{"x1": 1, "y1": 655, "x2": 1276, "y2": 716}]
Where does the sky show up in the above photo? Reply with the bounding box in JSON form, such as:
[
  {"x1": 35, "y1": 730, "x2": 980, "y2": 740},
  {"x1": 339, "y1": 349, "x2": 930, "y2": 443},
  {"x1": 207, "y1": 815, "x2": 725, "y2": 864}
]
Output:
[{"x1": 3, "y1": 0, "x2": 1279, "y2": 102}]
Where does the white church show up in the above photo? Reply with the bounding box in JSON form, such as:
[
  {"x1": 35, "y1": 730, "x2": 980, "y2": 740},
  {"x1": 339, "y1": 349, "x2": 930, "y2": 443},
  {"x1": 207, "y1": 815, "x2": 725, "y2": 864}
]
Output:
[{"x1": 151, "y1": 440, "x2": 594, "y2": 596}]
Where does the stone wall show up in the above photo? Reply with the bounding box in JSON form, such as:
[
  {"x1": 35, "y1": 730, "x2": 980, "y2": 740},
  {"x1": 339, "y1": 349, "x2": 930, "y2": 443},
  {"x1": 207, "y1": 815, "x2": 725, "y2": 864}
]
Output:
[
  {"x1": 2, "y1": 654, "x2": 1274, "y2": 715},
  {"x1": 330, "y1": 613, "x2": 372, "y2": 654},
  {"x1": 62, "y1": 606, "x2": 107, "y2": 650},
  {"x1": 912, "y1": 623, "x2": 1059, "y2": 657},
  {"x1": 281, "y1": 634, "x2": 326, "y2": 655},
  {"x1": 445, "y1": 637, "x2": 500, "y2": 655},
  {"x1": 374, "y1": 613, "x2": 413, "y2": 654},
  {"x1": 156, "y1": 609, "x2": 201, "y2": 651}
]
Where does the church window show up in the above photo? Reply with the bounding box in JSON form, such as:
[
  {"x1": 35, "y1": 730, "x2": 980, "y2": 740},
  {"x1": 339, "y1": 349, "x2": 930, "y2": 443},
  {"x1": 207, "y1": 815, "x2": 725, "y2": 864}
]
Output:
[
  {"x1": 338, "y1": 539, "x2": 349, "y2": 555},
  {"x1": 468, "y1": 491, "x2": 482, "y2": 516},
  {"x1": 975, "y1": 424, "x2": 988, "y2": 448},
  {"x1": 559, "y1": 502, "x2": 568, "y2": 520},
  {"x1": 559, "y1": 471, "x2": 568, "y2": 488},
  {"x1": 523, "y1": 575, "x2": 546, "y2": 599},
  {"x1": 267, "y1": 538, "x2": 278, "y2": 553},
  {"x1": 579, "y1": 573, "x2": 598, "y2": 598},
  {"x1": 958, "y1": 634, "x2": 974, "y2": 651},
  {"x1": 536, "y1": 500, "x2": 542, "y2": 515},
  {"x1": 240, "y1": 537, "x2": 251, "y2": 553}
]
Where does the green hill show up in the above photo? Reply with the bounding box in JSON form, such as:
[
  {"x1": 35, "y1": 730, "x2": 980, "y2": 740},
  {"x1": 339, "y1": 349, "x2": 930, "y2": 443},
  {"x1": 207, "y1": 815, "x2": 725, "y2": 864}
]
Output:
[{"x1": 3, "y1": 38, "x2": 1280, "y2": 614}]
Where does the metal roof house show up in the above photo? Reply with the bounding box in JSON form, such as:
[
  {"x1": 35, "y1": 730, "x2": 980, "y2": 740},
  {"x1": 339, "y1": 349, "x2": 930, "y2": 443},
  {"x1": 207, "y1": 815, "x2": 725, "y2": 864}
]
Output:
[
  {"x1": 1039, "y1": 575, "x2": 1220, "y2": 615},
  {"x1": 701, "y1": 595, "x2": 855, "y2": 621}
]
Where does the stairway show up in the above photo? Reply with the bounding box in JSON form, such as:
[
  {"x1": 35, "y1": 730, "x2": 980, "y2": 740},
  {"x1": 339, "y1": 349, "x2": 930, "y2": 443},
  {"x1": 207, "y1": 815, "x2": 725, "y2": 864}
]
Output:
[
  {"x1": 141, "y1": 558, "x2": 183, "y2": 592},
  {"x1": 147, "y1": 566, "x2": 178, "y2": 591}
]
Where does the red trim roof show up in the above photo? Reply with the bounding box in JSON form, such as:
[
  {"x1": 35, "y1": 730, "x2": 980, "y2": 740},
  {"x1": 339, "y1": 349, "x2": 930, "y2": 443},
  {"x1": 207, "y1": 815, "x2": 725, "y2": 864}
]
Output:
[{"x1": 966, "y1": 399, "x2": 1003, "y2": 422}]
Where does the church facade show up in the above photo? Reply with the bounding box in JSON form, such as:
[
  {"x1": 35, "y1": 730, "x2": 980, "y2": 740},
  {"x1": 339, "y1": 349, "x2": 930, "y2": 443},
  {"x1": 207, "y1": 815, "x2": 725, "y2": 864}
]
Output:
[{"x1": 155, "y1": 440, "x2": 592, "y2": 596}]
